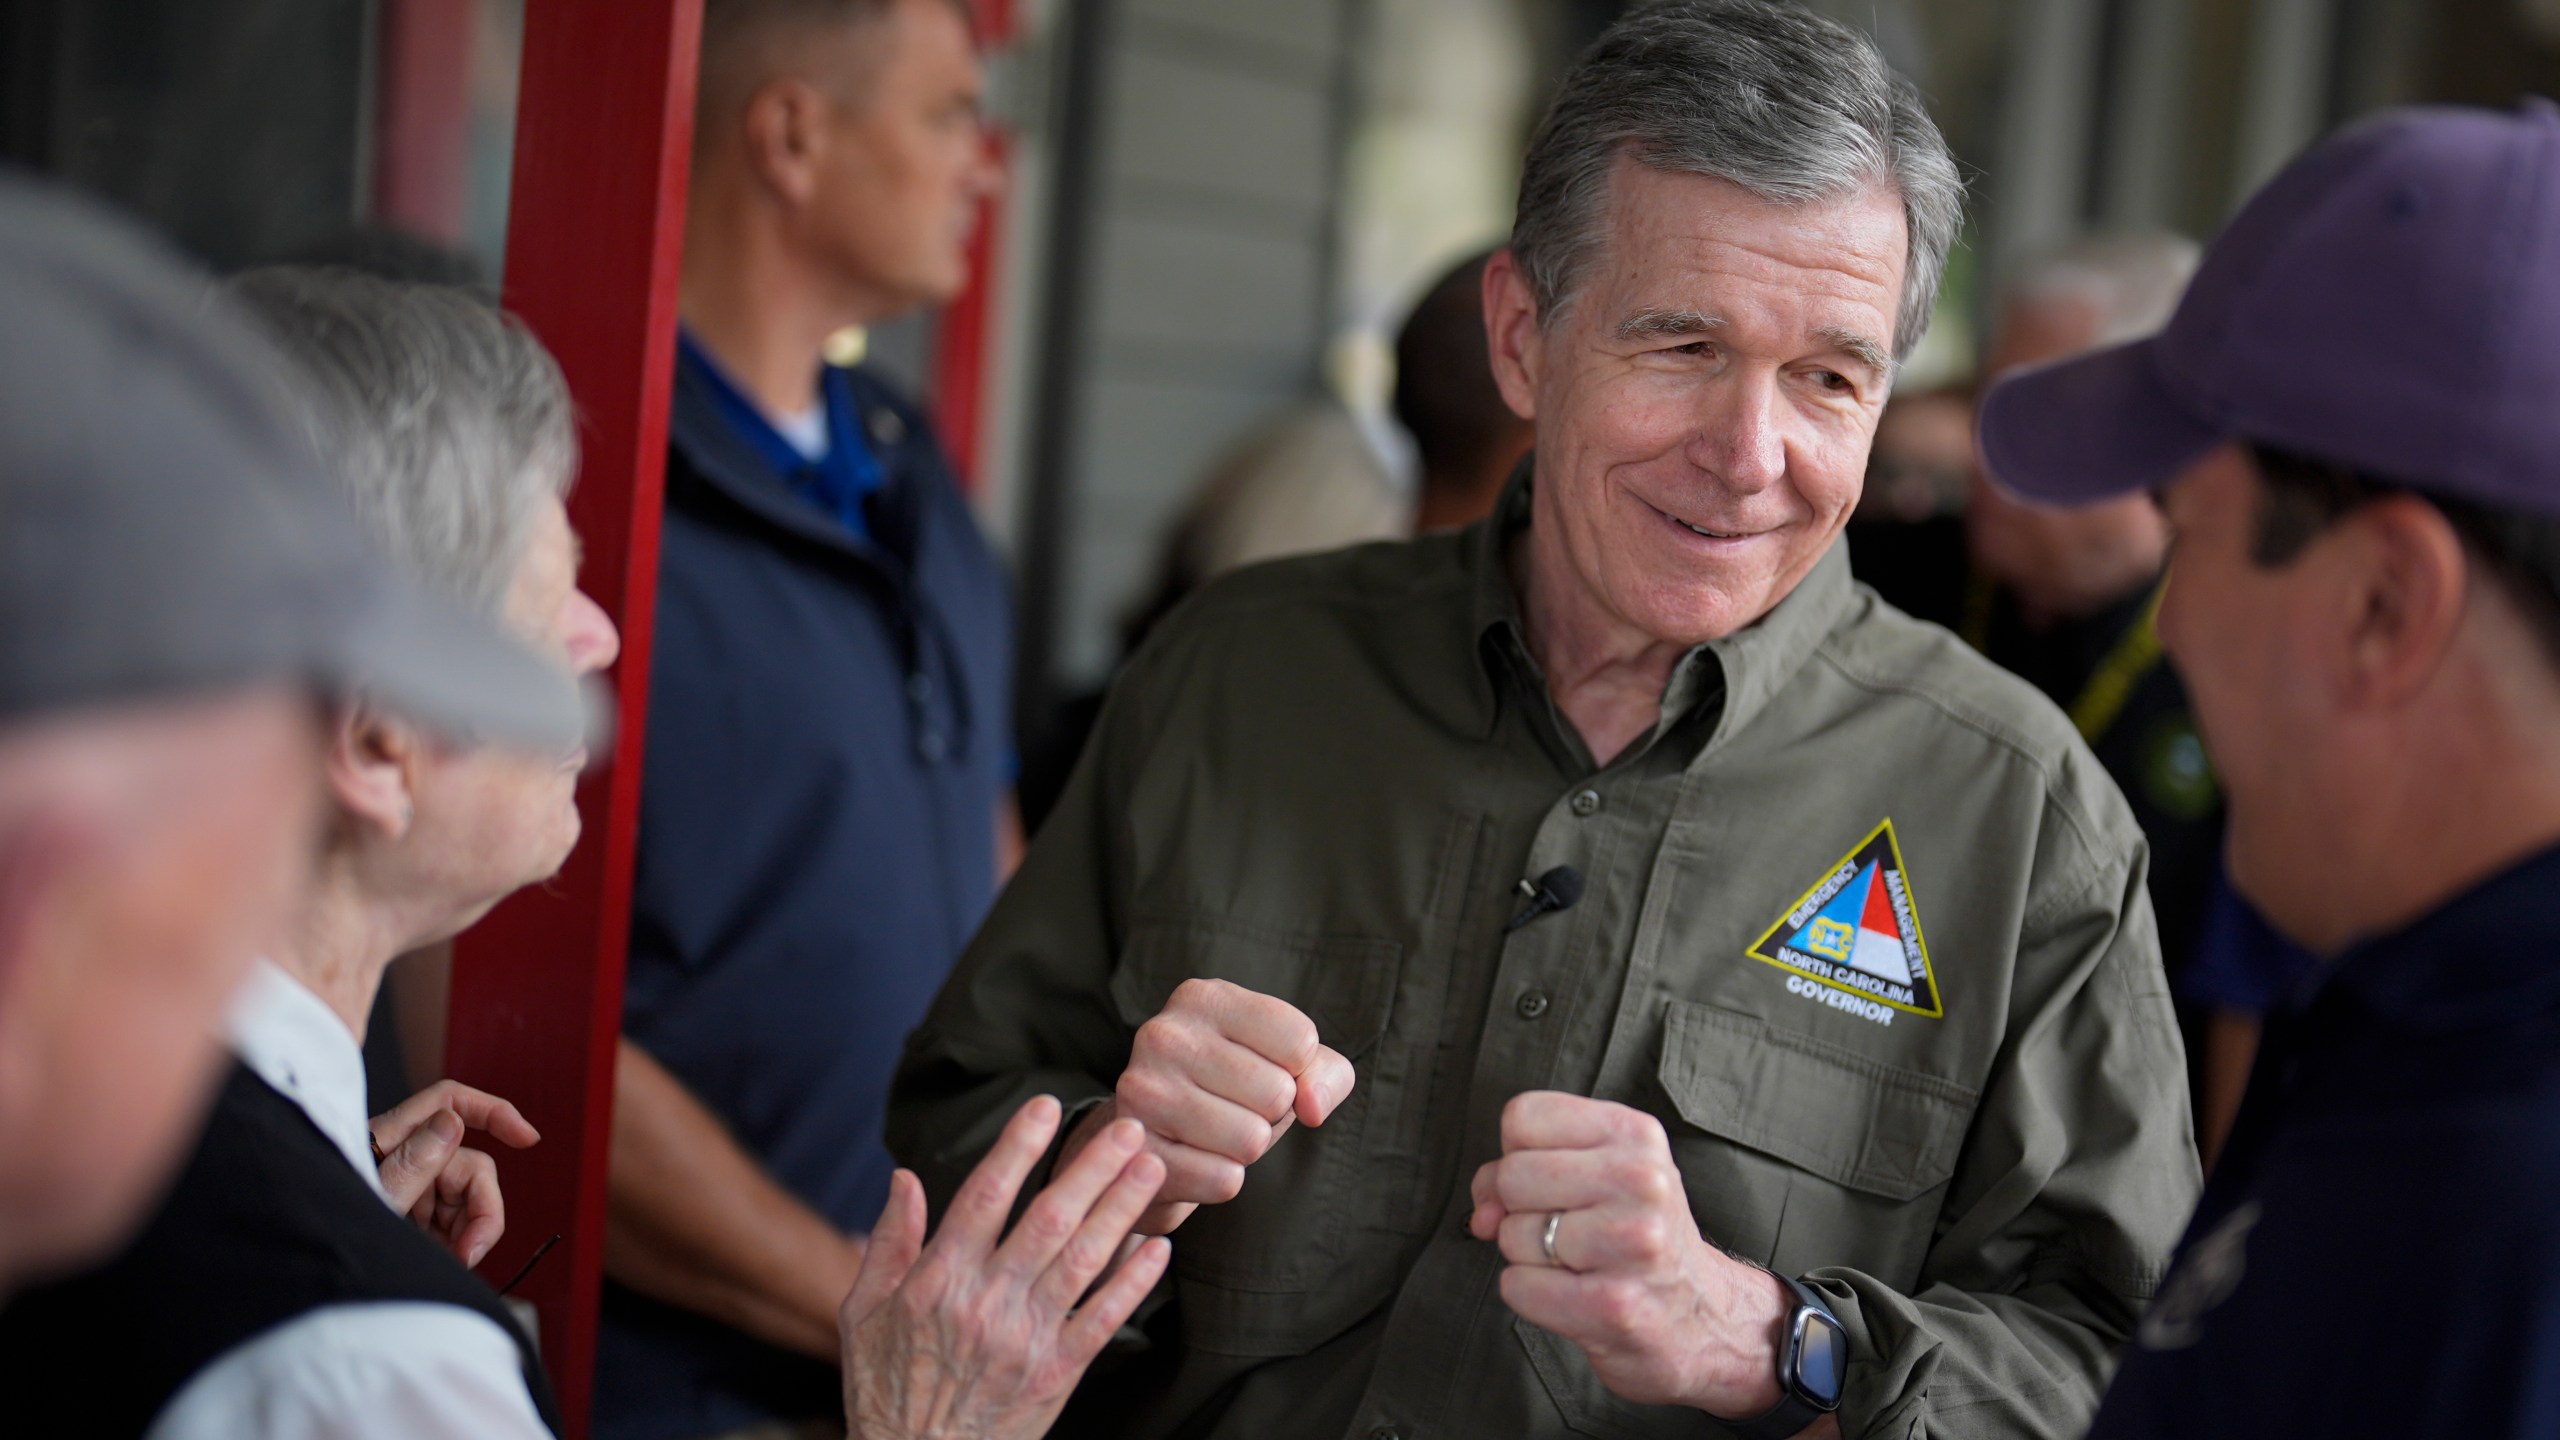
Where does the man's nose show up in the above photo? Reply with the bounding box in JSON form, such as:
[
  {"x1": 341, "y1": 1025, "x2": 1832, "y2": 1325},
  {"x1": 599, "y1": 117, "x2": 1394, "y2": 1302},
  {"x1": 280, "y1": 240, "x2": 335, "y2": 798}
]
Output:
[{"x1": 1687, "y1": 371, "x2": 1787, "y2": 493}]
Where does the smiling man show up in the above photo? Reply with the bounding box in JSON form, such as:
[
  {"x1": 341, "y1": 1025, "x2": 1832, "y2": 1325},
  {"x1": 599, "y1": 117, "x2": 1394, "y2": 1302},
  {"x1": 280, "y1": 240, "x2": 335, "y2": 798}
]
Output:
[{"x1": 890, "y1": 4, "x2": 2197, "y2": 1438}]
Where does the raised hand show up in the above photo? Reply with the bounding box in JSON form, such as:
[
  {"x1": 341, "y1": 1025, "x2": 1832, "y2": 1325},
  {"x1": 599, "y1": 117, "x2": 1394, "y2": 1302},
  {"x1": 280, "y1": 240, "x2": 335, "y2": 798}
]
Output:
[
  {"x1": 841, "y1": 1095, "x2": 1173, "y2": 1440},
  {"x1": 371, "y1": 1079, "x2": 541, "y2": 1269}
]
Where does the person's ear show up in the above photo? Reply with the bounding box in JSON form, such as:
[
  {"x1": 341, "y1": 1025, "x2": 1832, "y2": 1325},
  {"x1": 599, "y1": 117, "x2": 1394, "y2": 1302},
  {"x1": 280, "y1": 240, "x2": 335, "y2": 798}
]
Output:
[
  {"x1": 1482, "y1": 248, "x2": 1544, "y2": 424},
  {"x1": 326, "y1": 704, "x2": 423, "y2": 844},
  {"x1": 739, "y1": 76, "x2": 834, "y2": 209},
  {"x1": 2339, "y1": 495, "x2": 2468, "y2": 710}
]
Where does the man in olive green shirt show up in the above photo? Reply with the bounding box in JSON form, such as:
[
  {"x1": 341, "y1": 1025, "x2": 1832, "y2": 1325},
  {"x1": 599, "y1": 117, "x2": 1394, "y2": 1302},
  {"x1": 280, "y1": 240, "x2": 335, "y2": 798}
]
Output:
[{"x1": 889, "y1": 4, "x2": 2198, "y2": 1437}]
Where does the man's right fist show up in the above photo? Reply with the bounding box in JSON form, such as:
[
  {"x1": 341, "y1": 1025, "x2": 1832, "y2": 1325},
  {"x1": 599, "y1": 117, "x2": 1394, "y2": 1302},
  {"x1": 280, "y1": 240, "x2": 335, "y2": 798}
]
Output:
[{"x1": 1069, "y1": 977, "x2": 1356, "y2": 1235}]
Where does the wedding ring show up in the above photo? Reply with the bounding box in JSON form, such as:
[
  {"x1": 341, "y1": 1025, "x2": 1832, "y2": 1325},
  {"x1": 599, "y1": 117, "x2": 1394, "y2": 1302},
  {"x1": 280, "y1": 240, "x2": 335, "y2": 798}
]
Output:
[{"x1": 1541, "y1": 1210, "x2": 1565, "y2": 1268}]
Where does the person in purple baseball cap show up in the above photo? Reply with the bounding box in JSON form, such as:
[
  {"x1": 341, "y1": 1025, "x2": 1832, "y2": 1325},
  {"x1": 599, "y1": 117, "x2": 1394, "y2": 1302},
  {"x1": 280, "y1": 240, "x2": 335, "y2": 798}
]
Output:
[{"x1": 1981, "y1": 98, "x2": 2560, "y2": 1439}]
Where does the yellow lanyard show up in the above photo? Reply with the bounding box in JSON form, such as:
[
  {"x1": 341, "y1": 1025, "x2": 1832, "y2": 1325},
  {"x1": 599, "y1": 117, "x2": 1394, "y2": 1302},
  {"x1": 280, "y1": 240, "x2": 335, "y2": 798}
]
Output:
[
  {"x1": 1961, "y1": 576, "x2": 2167, "y2": 746},
  {"x1": 2066, "y1": 585, "x2": 2166, "y2": 746}
]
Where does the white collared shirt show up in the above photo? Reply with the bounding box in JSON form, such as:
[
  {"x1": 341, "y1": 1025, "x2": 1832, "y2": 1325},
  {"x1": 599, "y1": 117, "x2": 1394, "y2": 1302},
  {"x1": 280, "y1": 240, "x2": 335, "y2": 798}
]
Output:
[{"x1": 146, "y1": 959, "x2": 554, "y2": 1440}]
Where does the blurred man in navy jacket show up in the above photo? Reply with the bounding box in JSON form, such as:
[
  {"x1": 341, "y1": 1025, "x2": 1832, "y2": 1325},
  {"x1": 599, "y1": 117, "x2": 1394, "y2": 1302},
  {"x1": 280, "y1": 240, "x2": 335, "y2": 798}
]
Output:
[{"x1": 594, "y1": 2, "x2": 1010, "y2": 1435}]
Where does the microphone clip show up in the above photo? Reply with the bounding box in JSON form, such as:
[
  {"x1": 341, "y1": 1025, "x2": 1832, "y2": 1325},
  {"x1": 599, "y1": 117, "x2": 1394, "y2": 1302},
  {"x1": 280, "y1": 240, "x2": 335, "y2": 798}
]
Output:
[{"x1": 1505, "y1": 865, "x2": 1586, "y2": 933}]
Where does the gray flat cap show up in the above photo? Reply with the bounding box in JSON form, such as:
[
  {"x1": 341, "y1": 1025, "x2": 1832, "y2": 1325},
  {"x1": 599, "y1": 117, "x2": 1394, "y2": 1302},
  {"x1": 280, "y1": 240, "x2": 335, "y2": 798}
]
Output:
[{"x1": 0, "y1": 173, "x2": 586, "y2": 751}]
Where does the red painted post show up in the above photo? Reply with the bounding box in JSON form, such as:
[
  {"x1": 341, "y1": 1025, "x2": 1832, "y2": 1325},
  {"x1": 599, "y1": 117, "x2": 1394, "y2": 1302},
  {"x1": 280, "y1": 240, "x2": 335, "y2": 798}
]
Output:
[{"x1": 445, "y1": 2, "x2": 700, "y2": 1435}]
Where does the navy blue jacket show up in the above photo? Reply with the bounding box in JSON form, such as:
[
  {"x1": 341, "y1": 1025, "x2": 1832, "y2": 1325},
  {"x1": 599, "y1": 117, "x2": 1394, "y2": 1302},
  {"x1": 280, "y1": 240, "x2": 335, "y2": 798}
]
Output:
[
  {"x1": 594, "y1": 357, "x2": 1011, "y2": 1440},
  {"x1": 2090, "y1": 843, "x2": 2560, "y2": 1439}
]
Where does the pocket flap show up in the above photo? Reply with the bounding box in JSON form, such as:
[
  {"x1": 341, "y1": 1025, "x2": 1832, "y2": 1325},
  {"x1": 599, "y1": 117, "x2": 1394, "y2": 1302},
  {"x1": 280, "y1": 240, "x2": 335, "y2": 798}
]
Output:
[
  {"x1": 1109, "y1": 917, "x2": 1402, "y2": 1058},
  {"x1": 1657, "y1": 1000, "x2": 1975, "y2": 1202}
]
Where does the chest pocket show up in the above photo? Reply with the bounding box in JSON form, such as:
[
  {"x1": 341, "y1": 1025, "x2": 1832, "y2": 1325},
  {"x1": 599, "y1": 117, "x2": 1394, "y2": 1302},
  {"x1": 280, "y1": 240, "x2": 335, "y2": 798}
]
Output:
[
  {"x1": 1520, "y1": 999, "x2": 1978, "y2": 1438},
  {"x1": 1659, "y1": 999, "x2": 1974, "y2": 1282},
  {"x1": 1107, "y1": 917, "x2": 1402, "y2": 1313},
  {"x1": 1663, "y1": 999, "x2": 1970, "y2": 1189}
]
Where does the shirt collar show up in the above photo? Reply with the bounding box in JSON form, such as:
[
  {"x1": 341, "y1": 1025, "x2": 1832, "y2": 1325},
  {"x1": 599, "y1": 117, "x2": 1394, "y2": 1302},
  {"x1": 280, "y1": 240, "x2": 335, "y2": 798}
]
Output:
[
  {"x1": 1464, "y1": 460, "x2": 1858, "y2": 759},
  {"x1": 225, "y1": 958, "x2": 388, "y2": 1202},
  {"x1": 2313, "y1": 841, "x2": 2560, "y2": 1031},
  {"x1": 671, "y1": 342, "x2": 887, "y2": 560},
  {"x1": 677, "y1": 329, "x2": 820, "y2": 481}
]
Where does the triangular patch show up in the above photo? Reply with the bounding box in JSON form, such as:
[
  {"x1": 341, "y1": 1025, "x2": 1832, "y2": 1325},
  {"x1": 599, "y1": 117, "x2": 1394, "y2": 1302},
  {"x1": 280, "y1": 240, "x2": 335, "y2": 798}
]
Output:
[{"x1": 1747, "y1": 819, "x2": 1942, "y2": 1018}]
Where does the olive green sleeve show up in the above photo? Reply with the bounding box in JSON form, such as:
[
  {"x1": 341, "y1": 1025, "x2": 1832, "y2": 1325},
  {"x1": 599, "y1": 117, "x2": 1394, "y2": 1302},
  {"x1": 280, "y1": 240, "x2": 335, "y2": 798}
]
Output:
[
  {"x1": 884, "y1": 650, "x2": 1156, "y2": 1210},
  {"x1": 1813, "y1": 842, "x2": 2201, "y2": 1439}
]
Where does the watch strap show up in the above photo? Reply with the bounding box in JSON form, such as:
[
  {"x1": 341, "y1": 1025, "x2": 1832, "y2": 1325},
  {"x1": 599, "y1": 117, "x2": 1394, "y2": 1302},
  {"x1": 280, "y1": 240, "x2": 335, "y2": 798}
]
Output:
[{"x1": 1720, "y1": 1272, "x2": 1841, "y2": 1440}]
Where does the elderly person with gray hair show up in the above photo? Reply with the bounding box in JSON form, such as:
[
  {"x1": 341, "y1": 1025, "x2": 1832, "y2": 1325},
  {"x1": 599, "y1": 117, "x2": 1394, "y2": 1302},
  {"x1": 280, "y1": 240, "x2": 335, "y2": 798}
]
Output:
[
  {"x1": 889, "y1": 3, "x2": 2198, "y2": 1438},
  {"x1": 0, "y1": 178, "x2": 585, "y2": 1306},
  {"x1": 0, "y1": 267, "x2": 617, "y2": 1437},
  {"x1": 0, "y1": 265, "x2": 1174, "y2": 1440}
]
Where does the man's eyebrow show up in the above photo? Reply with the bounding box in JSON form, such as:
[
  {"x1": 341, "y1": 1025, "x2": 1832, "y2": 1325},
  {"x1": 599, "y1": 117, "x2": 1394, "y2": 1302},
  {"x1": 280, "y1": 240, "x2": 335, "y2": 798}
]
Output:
[
  {"x1": 1816, "y1": 326, "x2": 1894, "y2": 376},
  {"x1": 1615, "y1": 308, "x2": 1725, "y2": 342}
]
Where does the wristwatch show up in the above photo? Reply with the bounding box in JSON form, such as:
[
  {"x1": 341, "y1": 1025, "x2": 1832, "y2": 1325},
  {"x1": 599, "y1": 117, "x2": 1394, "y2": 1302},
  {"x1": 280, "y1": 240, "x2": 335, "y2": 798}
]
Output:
[{"x1": 1724, "y1": 1271, "x2": 1848, "y2": 1439}]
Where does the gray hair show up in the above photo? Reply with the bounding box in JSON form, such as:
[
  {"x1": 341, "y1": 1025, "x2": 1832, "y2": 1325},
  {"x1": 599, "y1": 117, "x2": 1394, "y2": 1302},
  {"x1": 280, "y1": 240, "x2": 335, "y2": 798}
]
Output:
[
  {"x1": 226, "y1": 268, "x2": 575, "y2": 617},
  {"x1": 1511, "y1": 0, "x2": 1965, "y2": 362},
  {"x1": 2002, "y1": 232, "x2": 2202, "y2": 349}
]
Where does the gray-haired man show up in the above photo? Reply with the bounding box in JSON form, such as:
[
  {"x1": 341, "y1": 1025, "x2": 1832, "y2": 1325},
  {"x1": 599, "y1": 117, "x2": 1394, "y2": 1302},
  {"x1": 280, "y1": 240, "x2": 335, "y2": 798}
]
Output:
[{"x1": 890, "y1": 3, "x2": 2198, "y2": 1437}]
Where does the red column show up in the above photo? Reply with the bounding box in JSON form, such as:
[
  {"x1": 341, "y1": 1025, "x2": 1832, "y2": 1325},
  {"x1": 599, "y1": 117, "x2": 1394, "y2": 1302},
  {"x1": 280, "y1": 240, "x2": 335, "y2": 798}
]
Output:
[{"x1": 445, "y1": 2, "x2": 700, "y2": 1435}]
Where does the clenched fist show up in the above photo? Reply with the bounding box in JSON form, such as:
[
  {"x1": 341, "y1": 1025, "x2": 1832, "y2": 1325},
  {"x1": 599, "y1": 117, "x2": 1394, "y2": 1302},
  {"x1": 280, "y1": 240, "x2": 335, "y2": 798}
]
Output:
[
  {"x1": 1065, "y1": 977, "x2": 1356, "y2": 1234},
  {"x1": 1470, "y1": 1092, "x2": 1827, "y2": 1433}
]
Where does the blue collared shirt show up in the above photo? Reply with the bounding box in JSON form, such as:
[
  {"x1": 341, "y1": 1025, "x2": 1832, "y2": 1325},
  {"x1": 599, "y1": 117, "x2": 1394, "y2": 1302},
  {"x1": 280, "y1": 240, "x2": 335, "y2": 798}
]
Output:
[
  {"x1": 675, "y1": 331, "x2": 886, "y2": 540},
  {"x1": 2090, "y1": 842, "x2": 2560, "y2": 1439}
]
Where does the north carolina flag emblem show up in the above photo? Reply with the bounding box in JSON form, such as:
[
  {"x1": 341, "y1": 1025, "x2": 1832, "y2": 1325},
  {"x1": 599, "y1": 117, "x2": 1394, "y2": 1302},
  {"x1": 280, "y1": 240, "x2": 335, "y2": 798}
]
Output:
[{"x1": 1747, "y1": 819, "x2": 1943, "y2": 1018}]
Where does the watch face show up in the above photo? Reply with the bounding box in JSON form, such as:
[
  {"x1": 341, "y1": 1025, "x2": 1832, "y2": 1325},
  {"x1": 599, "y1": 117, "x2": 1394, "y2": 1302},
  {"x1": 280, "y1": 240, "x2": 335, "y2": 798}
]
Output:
[{"x1": 1795, "y1": 1310, "x2": 1848, "y2": 1407}]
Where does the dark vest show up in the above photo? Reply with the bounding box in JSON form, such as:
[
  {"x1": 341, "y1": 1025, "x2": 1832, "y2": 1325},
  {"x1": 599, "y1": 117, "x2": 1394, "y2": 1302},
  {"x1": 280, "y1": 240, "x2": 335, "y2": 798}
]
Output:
[{"x1": 0, "y1": 1063, "x2": 561, "y2": 1436}]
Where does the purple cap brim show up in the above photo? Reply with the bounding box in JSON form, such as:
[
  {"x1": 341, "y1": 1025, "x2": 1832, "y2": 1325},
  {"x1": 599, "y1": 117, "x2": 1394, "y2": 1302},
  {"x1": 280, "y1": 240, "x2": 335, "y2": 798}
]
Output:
[{"x1": 1977, "y1": 337, "x2": 2226, "y2": 506}]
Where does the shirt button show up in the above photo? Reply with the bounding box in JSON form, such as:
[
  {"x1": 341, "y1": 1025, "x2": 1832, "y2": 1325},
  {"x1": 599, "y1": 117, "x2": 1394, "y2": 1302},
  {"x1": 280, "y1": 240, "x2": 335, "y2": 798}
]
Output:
[
  {"x1": 1368, "y1": 1428, "x2": 1406, "y2": 1440},
  {"x1": 917, "y1": 730, "x2": 948, "y2": 763},
  {"x1": 907, "y1": 673, "x2": 936, "y2": 705},
  {"x1": 1515, "y1": 989, "x2": 1551, "y2": 1020},
  {"x1": 1570, "y1": 788, "x2": 1602, "y2": 816}
]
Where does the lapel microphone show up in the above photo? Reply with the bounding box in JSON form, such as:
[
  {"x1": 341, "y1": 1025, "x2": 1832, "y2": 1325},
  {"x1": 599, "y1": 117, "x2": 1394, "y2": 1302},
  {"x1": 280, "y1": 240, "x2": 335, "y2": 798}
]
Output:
[{"x1": 1505, "y1": 866, "x2": 1585, "y2": 933}]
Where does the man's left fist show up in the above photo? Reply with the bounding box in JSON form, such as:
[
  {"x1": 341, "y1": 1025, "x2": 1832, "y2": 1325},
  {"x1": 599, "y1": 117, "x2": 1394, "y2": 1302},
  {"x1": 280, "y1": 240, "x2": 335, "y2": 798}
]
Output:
[{"x1": 1467, "y1": 1091, "x2": 1801, "y2": 1423}]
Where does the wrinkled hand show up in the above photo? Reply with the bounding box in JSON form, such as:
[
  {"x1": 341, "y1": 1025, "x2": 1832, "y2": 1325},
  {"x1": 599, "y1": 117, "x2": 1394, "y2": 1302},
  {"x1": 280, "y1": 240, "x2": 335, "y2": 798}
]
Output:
[
  {"x1": 371, "y1": 1080, "x2": 541, "y2": 1269},
  {"x1": 1071, "y1": 978, "x2": 1355, "y2": 1234},
  {"x1": 1469, "y1": 1092, "x2": 1795, "y2": 1421},
  {"x1": 841, "y1": 1095, "x2": 1172, "y2": 1440}
]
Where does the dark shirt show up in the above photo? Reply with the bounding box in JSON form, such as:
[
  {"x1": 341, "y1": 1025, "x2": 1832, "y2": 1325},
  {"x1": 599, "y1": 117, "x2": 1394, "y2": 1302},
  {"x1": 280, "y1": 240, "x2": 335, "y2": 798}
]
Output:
[
  {"x1": 594, "y1": 353, "x2": 1011, "y2": 1440},
  {"x1": 0, "y1": 1064, "x2": 560, "y2": 1437},
  {"x1": 2091, "y1": 842, "x2": 2560, "y2": 1439},
  {"x1": 2179, "y1": 872, "x2": 2322, "y2": 1015}
]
